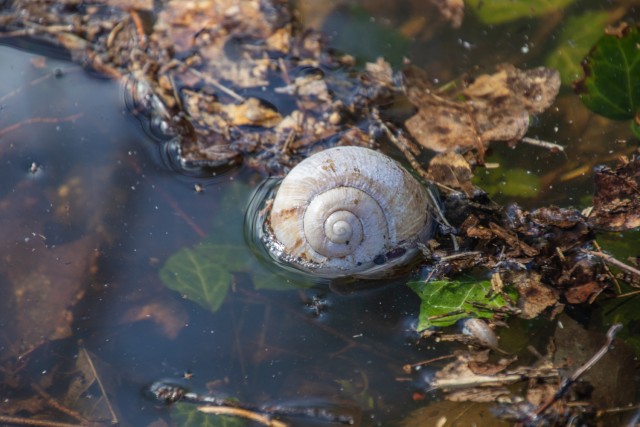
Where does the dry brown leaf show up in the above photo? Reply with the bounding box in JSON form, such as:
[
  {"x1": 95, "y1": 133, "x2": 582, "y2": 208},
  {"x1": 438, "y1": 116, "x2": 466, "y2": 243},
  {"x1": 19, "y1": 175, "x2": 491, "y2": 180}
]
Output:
[
  {"x1": 588, "y1": 152, "x2": 640, "y2": 231},
  {"x1": 405, "y1": 65, "x2": 560, "y2": 154},
  {"x1": 504, "y1": 271, "x2": 559, "y2": 319},
  {"x1": 426, "y1": 151, "x2": 474, "y2": 194}
]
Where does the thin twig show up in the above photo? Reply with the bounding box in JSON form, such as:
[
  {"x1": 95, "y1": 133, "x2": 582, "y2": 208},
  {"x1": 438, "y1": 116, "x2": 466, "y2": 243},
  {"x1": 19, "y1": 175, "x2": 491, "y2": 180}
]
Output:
[
  {"x1": 78, "y1": 347, "x2": 119, "y2": 425},
  {"x1": 593, "y1": 241, "x2": 622, "y2": 294},
  {"x1": 402, "y1": 354, "x2": 457, "y2": 374},
  {"x1": 198, "y1": 406, "x2": 287, "y2": 427},
  {"x1": 583, "y1": 249, "x2": 640, "y2": 280},
  {"x1": 0, "y1": 114, "x2": 83, "y2": 138},
  {"x1": 528, "y1": 323, "x2": 623, "y2": 422},
  {"x1": 30, "y1": 383, "x2": 92, "y2": 424},
  {"x1": 187, "y1": 68, "x2": 245, "y2": 102},
  {"x1": 0, "y1": 415, "x2": 96, "y2": 427},
  {"x1": 438, "y1": 251, "x2": 482, "y2": 262},
  {"x1": 521, "y1": 137, "x2": 566, "y2": 154}
]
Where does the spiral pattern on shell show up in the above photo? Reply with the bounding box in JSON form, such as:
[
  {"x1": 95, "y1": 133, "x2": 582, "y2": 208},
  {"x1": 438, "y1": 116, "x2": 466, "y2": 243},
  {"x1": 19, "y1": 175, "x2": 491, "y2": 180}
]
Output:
[{"x1": 266, "y1": 146, "x2": 434, "y2": 278}]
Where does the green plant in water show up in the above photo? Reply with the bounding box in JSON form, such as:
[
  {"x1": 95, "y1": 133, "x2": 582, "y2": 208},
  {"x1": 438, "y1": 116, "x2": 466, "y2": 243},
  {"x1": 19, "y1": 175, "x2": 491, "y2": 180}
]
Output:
[
  {"x1": 545, "y1": 11, "x2": 610, "y2": 85},
  {"x1": 466, "y1": 0, "x2": 575, "y2": 25},
  {"x1": 407, "y1": 279, "x2": 517, "y2": 330},
  {"x1": 577, "y1": 25, "x2": 640, "y2": 138},
  {"x1": 159, "y1": 181, "x2": 307, "y2": 314}
]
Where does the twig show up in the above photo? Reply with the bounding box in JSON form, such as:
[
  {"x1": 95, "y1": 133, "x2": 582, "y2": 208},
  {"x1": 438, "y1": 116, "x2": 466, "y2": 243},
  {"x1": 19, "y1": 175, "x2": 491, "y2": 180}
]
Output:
[
  {"x1": 30, "y1": 383, "x2": 92, "y2": 424},
  {"x1": 593, "y1": 241, "x2": 622, "y2": 294},
  {"x1": 149, "y1": 382, "x2": 355, "y2": 425},
  {"x1": 0, "y1": 114, "x2": 83, "y2": 138},
  {"x1": 528, "y1": 323, "x2": 623, "y2": 422},
  {"x1": 402, "y1": 354, "x2": 457, "y2": 374},
  {"x1": 521, "y1": 137, "x2": 566, "y2": 155},
  {"x1": 0, "y1": 415, "x2": 96, "y2": 427},
  {"x1": 438, "y1": 251, "x2": 482, "y2": 262},
  {"x1": 427, "y1": 309, "x2": 465, "y2": 321},
  {"x1": 198, "y1": 406, "x2": 287, "y2": 427},
  {"x1": 187, "y1": 68, "x2": 245, "y2": 102},
  {"x1": 583, "y1": 249, "x2": 640, "y2": 280},
  {"x1": 0, "y1": 67, "x2": 77, "y2": 104},
  {"x1": 78, "y1": 347, "x2": 119, "y2": 425}
]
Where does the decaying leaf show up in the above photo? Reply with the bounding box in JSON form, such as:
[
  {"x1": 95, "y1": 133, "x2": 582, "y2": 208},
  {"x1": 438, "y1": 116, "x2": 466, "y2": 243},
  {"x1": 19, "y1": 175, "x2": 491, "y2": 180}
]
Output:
[
  {"x1": 503, "y1": 271, "x2": 558, "y2": 319},
  {"x1": 119, "y1": 297, "x2": 188, "y2": 339},
  {"x1": 405, "y1": 65, "x2": 561, "y2": 155},
  {"x1": 0, "y1": 181, "x2": 99, "y2": 359},
  {"x1": 587, "y1": 152, "x2": 640, "y2": 231},
  {"x1": 426, "y1": 151, "x2": 475, "y2": 195},
  {"x1": 65, "y1": 346, "x2": 120, "y2": 424}
]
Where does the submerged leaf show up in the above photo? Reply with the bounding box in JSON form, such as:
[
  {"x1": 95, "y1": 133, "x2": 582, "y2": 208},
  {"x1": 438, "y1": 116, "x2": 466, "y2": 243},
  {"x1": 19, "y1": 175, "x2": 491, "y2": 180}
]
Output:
[
  {"x1": 545, "y1": 11, "x2": 609, "y2": 85},
  {"x1": 577, "y1": 25, "x2": 640, "y2": 121},
  {"x1": 159, "y1": 243, "x2": 237, "y2": 313},
  {"x1": 407, "y1": 279, "x2": 514, "y2": 330},
  {"x1": 466, "y1": 0, "x2": 575, "y2": 25}
]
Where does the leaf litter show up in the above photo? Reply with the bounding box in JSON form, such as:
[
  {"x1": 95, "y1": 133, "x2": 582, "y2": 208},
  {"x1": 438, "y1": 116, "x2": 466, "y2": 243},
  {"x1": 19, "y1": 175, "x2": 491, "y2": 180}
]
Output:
[{"x1": 1, "y1": 0, "x2": 640, "y2": 426}]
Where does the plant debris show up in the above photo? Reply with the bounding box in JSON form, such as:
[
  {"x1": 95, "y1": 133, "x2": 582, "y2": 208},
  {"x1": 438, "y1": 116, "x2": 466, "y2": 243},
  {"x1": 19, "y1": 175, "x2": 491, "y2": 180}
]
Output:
[
  {"x1": 587, "y1": 153, "x2": 640, "y2": 231},
  {"x1": 419, "y1": 318, "x2": 630, "y2": 425},
  {"x1": 0, "y1": 0, "x2": 562, "y2": 176},
  {"x1": 404, "y1": 64, "x2": 561, "y2": 158}
]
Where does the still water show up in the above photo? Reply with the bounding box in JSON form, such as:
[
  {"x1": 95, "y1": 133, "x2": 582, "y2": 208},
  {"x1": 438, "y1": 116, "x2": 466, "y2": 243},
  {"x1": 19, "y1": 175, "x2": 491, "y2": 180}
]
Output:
[{"x1": 0, "y1": 1, "x2": 638, "y2": 426}]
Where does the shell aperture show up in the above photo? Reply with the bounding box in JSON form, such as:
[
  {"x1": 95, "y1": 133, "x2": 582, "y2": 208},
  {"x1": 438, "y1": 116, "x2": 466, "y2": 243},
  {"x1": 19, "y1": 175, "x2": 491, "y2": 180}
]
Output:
[{"x1": 265, "y1": 146, "x2": 434, "y2": 278}]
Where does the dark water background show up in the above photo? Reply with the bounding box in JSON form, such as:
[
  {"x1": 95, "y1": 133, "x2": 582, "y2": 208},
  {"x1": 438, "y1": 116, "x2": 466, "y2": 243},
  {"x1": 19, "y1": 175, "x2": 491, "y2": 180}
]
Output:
[{"x1": 0, "y1": 0, "x2": 638, "y2": 426}]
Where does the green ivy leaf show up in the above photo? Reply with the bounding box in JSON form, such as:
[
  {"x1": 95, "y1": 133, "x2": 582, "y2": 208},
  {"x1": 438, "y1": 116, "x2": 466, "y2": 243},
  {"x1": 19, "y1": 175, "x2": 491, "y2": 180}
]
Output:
[
  {"x1": 577, "y1": 25, "x2": 640, "y2": 121},
  {"x1": 466, "y1": 0, "x2": 575, "y2": 25},
  {"x1": 407, "y1": 279, "x2": 514, "y2": 330},
  {"x1": 171, "y1": 402, "x2": 247, "y2": 427},
  {"x1": 473, "y1": 167, "x2": 540, "y2": 199},
  {"x1": 159, "y1": 243, "x2": 242, "y2": 313},
  {"x1": 545, "y1": 11, "x2": 609, "y2": 85}
]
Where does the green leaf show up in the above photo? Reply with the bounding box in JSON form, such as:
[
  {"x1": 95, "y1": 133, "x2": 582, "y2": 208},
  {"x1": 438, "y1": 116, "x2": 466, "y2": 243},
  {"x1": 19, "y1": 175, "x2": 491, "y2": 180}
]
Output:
[
  {"x1": 171, "y1": 402, "x2": 247, "y2": 427},
  {"x1": 578, "y1": 25, "x2": 640, "y2": 121},
  {"x1": 545, "y1": 11, "x2": 610, "y2": 85},
  {"x1": 465, "y1": 0, "x2": 575, "y2": 25},
  {"x1": 407, "y1": 279, "x2": 514, "y2": 330},
  {"x1": 159, "y1": 243, "x2": 241, "y2": 313},
  {"x1": 473, "y1": 167, "x2": 540, "y2": 199}
]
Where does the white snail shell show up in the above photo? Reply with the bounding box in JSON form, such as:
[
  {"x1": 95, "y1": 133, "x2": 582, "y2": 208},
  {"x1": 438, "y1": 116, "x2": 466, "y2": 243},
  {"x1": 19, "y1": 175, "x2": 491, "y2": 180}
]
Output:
[{"x1": 266, "y1": 146, "x2": 435, "y2": 278}]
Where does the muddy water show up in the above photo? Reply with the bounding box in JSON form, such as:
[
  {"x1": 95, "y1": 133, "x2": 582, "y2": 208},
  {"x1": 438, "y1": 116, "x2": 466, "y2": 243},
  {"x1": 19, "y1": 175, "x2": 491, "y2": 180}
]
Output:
[{"x1": 0, "y1": 1, "x2": 639, "y2": 427}]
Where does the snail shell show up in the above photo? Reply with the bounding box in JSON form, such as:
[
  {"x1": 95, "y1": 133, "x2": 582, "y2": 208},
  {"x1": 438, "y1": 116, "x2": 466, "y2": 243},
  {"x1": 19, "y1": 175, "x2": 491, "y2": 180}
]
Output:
[{"x1": 264, "y1": 146, "x2": 435, "y2": 278}]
